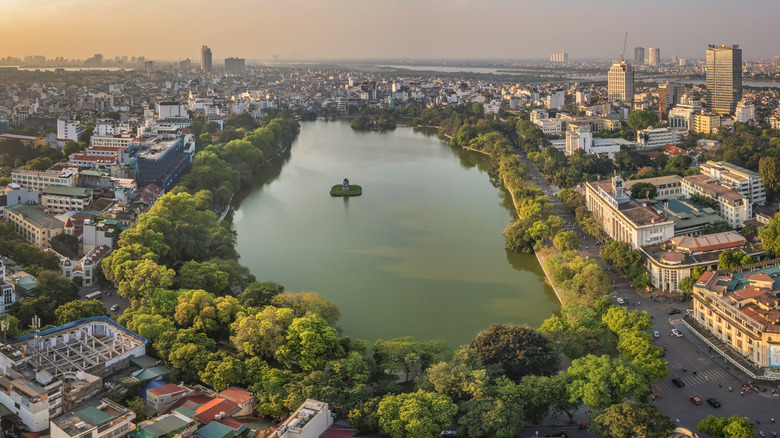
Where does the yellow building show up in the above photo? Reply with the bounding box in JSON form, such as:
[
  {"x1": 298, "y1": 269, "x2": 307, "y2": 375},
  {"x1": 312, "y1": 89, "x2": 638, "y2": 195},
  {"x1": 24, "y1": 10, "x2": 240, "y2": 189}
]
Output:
[
  {"x1": 4, "y1": 204, "x2": 64, "y2": 248},
  {"x1": 694, "y1": 112, "x2": 721, "y2": 134}
]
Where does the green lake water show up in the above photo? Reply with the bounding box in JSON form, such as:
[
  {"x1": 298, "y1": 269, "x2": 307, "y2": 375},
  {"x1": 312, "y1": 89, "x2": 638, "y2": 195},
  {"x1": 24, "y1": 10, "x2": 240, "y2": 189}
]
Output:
[{"x1": 232, "y1": 120, "x2": 559, "y2": 347}]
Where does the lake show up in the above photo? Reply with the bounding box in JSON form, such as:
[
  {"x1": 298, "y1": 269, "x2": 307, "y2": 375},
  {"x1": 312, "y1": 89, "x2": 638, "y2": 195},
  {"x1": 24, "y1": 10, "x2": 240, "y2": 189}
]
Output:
[{"x1": 232, "y1": 120, "x2": 559, "y2": 347}]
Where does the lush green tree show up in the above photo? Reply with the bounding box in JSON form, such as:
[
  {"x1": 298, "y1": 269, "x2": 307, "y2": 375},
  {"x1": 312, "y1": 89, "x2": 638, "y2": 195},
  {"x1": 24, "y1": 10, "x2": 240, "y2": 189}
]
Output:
[
  {"x1": 469, "y1": 324, "x2": 558, "y2": 381},
  {"x1": 759, "y1": 156, "x2": 780, "y2": 201},
  {"x1": 665, "y1": 154, "x2": 693, "y2": 175},
  {"x1": 377, "y1": 390, "x2": 457, "y2": 438},
  {"x1": 703, "y1": 220, "x2": 732, "y2": 235},
  {"x1": 245, "y1": 357, "x2": 296, "y2": 416},
  {"x1": 457, "y1": 398, "x2": 524, "y2": 438},
  {"x1": 117, "y1": 310, "x2": 175, "y2": 344},
  {"x1": 231, "y1": 306, "x2": 295, "y2": 357},
  {"x1": 759, "y1": 213, "x2": 780, "y2": 258},
  {"x1": 602, "y1": 306, "x2": 652, "y2": 335},
  {"x1": 349, "y1": 398, "x2": 381, "y2": 434},
  {"x1": 149, "y1": 289, "x2": 181, "y2": 317},
  {"x1": 239, "y1": 281, "x2": 285, "y2": 308},
  {"x1": 567, "y1": 354, "x2": 648, "y2": 409},
  {"x1": 112, "y1": 259, "x2": 175, "y2": 303},
  {"x1": 199, "y1": 354, "x2": 246, "y2": 391},
  {"x1": 552, "y1": 231, "x2": 580, "y2": 252},
  {"x1": 62, "y1": 140, "x2": 83, "y2": 157},
  {"x1": 591, "y1": 401, "x2": 674, "y2": 438},
  {"x1": 558, "y1": 188, "x2": 586, "y2": 213},
  {"x1": 35, "y1": 270, "x2": 79, "y2": 304},
  {"x1": 374, "y1": 337, "x2": 450, "y2": 381},
  {"x1": 276, "y1": 315, "x2": 345, "y2": 371},
  {"x1": 178, "y1": 261, "x2": 230, "y2": 295},
  {"x1": 574, "y1": 264, "x2": 612, "y2": 297},
  {"x1": 165, "y1": 328, "x2": 217, "y2": 380},
  {"x1": 0, "y1": 315, "x2": 20, "y2": 339},
  {"x1": 629, "y1": 182, "x2": 657, "y2": 200},
  {"x1": 174, "y1": 289, "x2": 242, "y2": 336},
  {"x1": 24, "y1": 156, "x2": 53, "y2": 171},
  {"x1": 697, "y1": 415, "x2": 754, "y2": 438},
  {"x1": 627, "y1": 110, "x2": 659, "y2": 131},
  {"x1": 9, "y1": 296, "x2": 58, "y2": 327},
  {"x1": 49, "y1": 234, "x2": 79, "y2": 259},
  {"x1": 54, "y1": 299, "x2": 107, "y2": 325},
  {"x1": 678, "y1": 276, "x2": 696, "y2": 295},
  {"x1": 425, "y1": 347, "x2": 489, "y2": 401},
  {"x1": 13, "y1": 243, "x2": 60, "y2": 270},
  {"x1": 271, "y1": 292, "x2": 341, "y2": 325}
]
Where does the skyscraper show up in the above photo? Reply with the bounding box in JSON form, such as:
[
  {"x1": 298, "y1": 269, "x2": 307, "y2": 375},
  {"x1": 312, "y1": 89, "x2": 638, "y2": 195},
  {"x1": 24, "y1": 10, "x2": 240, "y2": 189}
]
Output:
[
  {"x1": 201, "y1": 45, "x2": 212, "y2": 73},
  {"x1": 634, "y1": 47, "x2": 645, "y2": 65},
  {"x1": 705, "y1": 44, "x2": 742, "y2": 115},
  {"x1": 608, "y1": 60, "x2": 634, "y2": 104},
  {"x1": 648, "y1": 48, "x2": 660, "y2": 66},
  {"x1": 225, "y1": 57, "x2": 246, "y2": 75}
]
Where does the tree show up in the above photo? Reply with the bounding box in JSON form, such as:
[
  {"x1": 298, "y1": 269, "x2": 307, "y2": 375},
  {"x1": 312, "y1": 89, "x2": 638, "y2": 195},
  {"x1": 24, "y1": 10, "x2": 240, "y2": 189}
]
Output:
[
  {"x1": 275, "y1": 315, "x2": 345, "y2": 371},
  {"x1": 62, "y1": 140, "x2": 83, "y2": 157},
  {"x1": 13, "y1": 243, "x2": 60, "y2": 270},
  {"x1": 759, "y1": 156, "x2": 780, "y2": 202},
  {"x1": 231, "y1": 306, "x2": 295, "y2": 357},
  {"x1": 178, "y1": 261, "x2": 230, "y2": 295},
  {"x1": 199, "y1": 354, "x2": 246, "y2": 391},
  {"x1": 469, "y1": 324, "x2": 559, "y2": 381},
  {"x1": 629, "y1": 182, "x2": 657, "y2": 200},
  {"x1": 239, "y1": 281, "x2": 285, "y2": 308},
  {"x1": 602, "y1": 306, "x2": 652, "y2": 335},
  {"x1": 374, "y1": 337, "x2": 450, "y2": 381},
  {"x1": 627, "y1": 110, "x2": 659, "y2": 131},
  {"x1": 349, "y1": 398, "x2": 381, "y2": 434},
  {"x1": 271, "y1": 291, "x2": 341, "y2": 325},
  {"x1": 591, "y1": 401, "x2": 674, "y2": 438},
  {"x1": 759, "y1": 213, "x2": 780, "y2": 258},
  {"x1": 245, "y1": 357, "x2": 296, "y2": 416},
  {"x1": 665, "y1": 154, "x2": 693, "y2": 175},
  {"x1": 703, "y1": 220, "x2": 732, "y2": 235},
  {"x1": 49, "y1": 234, "x2": 79, "y2": 259},
  {"x1": 55, "y1": 299, "x2": 107, "y2": 325},
  {"x1": 552, "y1": 231, "x2": 580, "y2": 252},
  {"x1": 567, "y1": 355, "x2": 648, "y2": 409},
  {"x1": 425, "y1": 347, "x2": 489, "y2": 401},
  {"x1": 697, "y1": 415, "x2": 754, "y2": 438},
  {"x1": 377, "y1": 390, "x2": 457, "y2": 438},
  {"x1": 457, "y1": 398, "x2": 524, "y2": 438},
  {"x1": 35, "y1": 270, "x2": 79, "y2": 304},
  {"x1": 174, "y1": 289, "x2": 242, "y2": 336}
]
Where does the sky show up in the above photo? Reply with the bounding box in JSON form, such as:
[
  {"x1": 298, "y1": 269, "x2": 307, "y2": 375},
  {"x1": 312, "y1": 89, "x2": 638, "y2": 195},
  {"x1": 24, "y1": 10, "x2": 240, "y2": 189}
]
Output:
[{"x1": 1, "y1": 0, "x2": 779, "y2": 62}]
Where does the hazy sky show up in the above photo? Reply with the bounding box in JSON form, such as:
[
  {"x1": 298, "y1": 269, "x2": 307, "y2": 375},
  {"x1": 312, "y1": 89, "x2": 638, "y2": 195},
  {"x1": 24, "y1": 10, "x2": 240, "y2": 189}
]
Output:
[{"x1": 2, "y1": 0, "x2": 778, "y2": 61}]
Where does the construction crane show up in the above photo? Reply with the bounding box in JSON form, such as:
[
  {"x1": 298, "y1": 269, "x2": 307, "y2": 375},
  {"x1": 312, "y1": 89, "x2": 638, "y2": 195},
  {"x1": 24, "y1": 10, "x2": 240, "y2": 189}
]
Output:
[{"x1": 620, "y1": 32, "x2": 628, "y2": 61}]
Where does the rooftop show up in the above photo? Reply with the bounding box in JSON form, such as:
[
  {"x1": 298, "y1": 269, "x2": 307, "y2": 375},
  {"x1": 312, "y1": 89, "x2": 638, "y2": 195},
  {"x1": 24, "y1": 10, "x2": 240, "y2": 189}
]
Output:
[
  {"x1": 41, "y1": 186, "x2": 93, "y2": 198},
  {"x1": 684, "y1": 174, "x2": 745, "y2": 204},
  {"x1": 625, "y1": 175, "x2": 682, "y2": 189},
  {"x1": 671, "y1": 231, "x2": 746, "y2": 254},
  {"x1": 701, "y1": 160, "x2": 760, "y2": 178},
  {"x1": 651, "y1": 198, "x2": 722, "y2": 230},
  {"x1": 5, "y1": 204, "x2": 65, "y2": 230}
]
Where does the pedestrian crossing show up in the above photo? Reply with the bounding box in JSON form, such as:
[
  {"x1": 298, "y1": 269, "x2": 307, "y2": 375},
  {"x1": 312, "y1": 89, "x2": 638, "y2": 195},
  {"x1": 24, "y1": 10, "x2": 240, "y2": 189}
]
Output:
[{"x1": 654, "y1": 368, "x2": 731, "y2": 393}]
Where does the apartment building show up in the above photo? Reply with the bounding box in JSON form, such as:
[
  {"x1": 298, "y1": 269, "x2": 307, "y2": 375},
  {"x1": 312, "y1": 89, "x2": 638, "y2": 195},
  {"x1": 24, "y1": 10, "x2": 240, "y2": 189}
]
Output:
[
  {"x1": 636, "y1": 127, "x2": 688, "y2": 148},
  {"x1": 12, "y1": 169, "x2": 78, "y2": 191},
  {"x1": 698, "y1": 161, "x2": 766, "y2": 206},
  {"x1": 681, "y1": 174, "x2": 751, "y2": 228},
  {"x1": 50, "y1": 398, "x2": 135, "y2": 438},
  {"x1": 625, "y1": 175, "x2": 683, "y2": 200},
  {"x1": 41, "y1": 186, "x2": 93, "y2": 214},
  {"x1": 694, "y1": 112, "x2": 722, "y2": 134}
]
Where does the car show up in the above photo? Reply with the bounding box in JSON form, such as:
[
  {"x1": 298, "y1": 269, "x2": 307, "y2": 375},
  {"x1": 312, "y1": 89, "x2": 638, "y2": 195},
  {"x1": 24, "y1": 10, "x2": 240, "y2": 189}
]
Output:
[
  {"x1": 671, "y1": 329, "x2": 683, "y2": 337},
  {"x1": 110, "y1": 304, "x2": 120, "y2": 312},
  {"x1": 672, "y1": 378, "x2": 685, "y2": 388},
  {"x1": 617, "y1": 297, "x2": 625, "y2": 305},
  {"x1": 653, "y1": 330, "x2": 660, "y2": 338},
  {"x1": 668, "y1": 308, "x2": 681, "y2": 315},
  {"x1": 441, "y1": 431, "x2": 457, "y2": 437},
  {"x1": 690, "y1": 396, "x2": 702, "y2": 405},
  {"x1": 706, "y1": 398, "x2": 721, "y2": 408}
]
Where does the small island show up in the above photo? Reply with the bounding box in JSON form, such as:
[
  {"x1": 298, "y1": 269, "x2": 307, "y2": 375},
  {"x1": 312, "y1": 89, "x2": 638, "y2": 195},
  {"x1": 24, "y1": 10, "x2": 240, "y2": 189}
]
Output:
[
  {"x1": 350, "y1": 115, "x2": 397, "y2": 131},
  {"x1": 331, "y1": 178, "x2": 362, "y2": 196}
]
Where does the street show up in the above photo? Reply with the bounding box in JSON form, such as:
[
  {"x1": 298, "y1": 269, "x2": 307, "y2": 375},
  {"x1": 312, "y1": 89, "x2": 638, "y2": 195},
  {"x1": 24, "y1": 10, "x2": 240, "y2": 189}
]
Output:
[{"x1": 78, "y1": 283, "x2": 130, "y2": 318}]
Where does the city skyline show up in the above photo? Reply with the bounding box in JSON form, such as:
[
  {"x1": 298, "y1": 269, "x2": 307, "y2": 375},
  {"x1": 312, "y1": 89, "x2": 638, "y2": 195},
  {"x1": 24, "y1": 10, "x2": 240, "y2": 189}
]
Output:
[{"x1": 1, "y1": 0, "x2": 780, "y2": 61}]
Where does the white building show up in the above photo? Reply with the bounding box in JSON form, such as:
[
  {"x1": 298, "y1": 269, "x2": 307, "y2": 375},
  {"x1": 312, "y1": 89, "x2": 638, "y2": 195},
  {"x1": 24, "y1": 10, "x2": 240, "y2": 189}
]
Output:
[
  {"x1": 636, "y1": 127, "x2": 688, "y2": 148},
  {"x1": 91, "y1": 134, "x2": 140, "y2": 149},
  {"x1": 585, "y1": 176, "x2": 675, "y2": 249},
  {"x1": 41, "y1": 186, "x2": 93, "y2": 214},
  {"x1": 277, "y1": 399, "x2": 333, "y2": 438},
  {"x1": 12, "y1": 169, "x2": 78, "y2": 191},
  {"x1": 668, "y1": 94, "x2": 702, "y2": 129},
  {"x1": 735, "y1": 99, "x2": 756, "y2": 123},
  {"x1": 681, "y1": 174, "x2": 752, "y2": 228},
  {"x1": 698, "y1": 161, "x2": 766, "y2": 206},
  {"x1": 534, "y1": 118, "x2": 563, "y2": 134},
  {"x1": 0, "y1": 184, "x2": 39, "y2": 217},
  {"x1": 546, "y1": 90, "x2": 565, "y2": 110},
  {"x1": 0, "y1": 260, "x2": 15, "y2": 315},
  {"x1": 608, "y1": 60, "x2": 634, "y2": 104},
  {"x1": 156, "y1": 102, "x2": 189, "y2": 119},
  {"x1": 94, "y1": 120, "x2": 117, "y2": 137},
  {"x1": 564, "y1": 123, "x2": 629, "y2": 157},
  {"x1": 0, "y1": 375, "x2": 54, "y2": 432},
  {"x1": 648, "y1": 48, "x2": 661, "y2": 66},
  {"x1": 57, "y1": 120, "x2": 84, "y2": 143}
]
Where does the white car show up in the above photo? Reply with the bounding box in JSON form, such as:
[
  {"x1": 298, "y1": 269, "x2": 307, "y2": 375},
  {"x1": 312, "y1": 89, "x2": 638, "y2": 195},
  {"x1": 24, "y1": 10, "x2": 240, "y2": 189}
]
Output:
[
  {"x1": 110, "y1": 304, "x2": 120, "y2": 312},
  {"x1": 653, "y1": 330, "x2": 660, "y2": 338},
  {"x1": 671, "y1": 329, "x2": 683, "y2": 337},
  {"x1": 617, "y1": 297, "x2": 625, "y2": 305}
]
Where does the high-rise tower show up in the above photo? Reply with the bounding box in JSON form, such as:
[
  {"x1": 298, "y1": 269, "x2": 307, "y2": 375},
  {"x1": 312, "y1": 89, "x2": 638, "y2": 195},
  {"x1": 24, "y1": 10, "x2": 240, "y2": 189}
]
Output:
[
  {"x1": 608, "y1": 60, "x2": 634, "y2": 104},
  {"x1": 648, "y1": 47, "x2": 660, "y2": 66},
  {"x1": 201, "y1": 45, "x2": 213, "y2": 73},
  {"x1": 706, "y1": 44, "x2": 742, "y2": 115},
  {"x1": 634, "y1": 47, "x2": 645, "y2": 65}
]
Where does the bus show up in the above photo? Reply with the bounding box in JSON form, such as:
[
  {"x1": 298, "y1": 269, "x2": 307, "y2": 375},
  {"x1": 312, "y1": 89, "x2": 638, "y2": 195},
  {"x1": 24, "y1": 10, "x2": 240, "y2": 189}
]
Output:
[{"x1": 85, "y1": 291, "x2": 103, "y2": 300}]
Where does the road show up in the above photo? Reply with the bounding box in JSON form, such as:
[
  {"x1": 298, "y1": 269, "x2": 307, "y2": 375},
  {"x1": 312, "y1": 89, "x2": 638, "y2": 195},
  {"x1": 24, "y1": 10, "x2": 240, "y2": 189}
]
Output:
[
  {"x1": 518, "y1": 153, "x2": 780, "y2": 437},
  {"x1": 78, "y1": 283, "x2": 130, "y2": 317}
]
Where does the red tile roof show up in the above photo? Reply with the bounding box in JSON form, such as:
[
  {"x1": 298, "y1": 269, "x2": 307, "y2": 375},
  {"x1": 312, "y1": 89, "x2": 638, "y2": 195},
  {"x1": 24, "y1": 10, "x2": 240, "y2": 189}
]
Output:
[
  {"x1": 219, "y1": 387, "x2": 253, "y2": 405},
  {"x1": 196, "y1": 397, "x2": 237, "y2": 424},
  {"x1": 164, "y1": 394, "x2": 213, "y2": 414},
  {"x1": 146, "y1": 383, "x2": 186, "y2": 397}
]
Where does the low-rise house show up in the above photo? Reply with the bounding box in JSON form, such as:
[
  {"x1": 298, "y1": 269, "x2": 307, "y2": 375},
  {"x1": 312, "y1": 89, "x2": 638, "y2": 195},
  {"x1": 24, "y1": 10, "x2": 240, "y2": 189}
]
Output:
[
  {"x1": 50, "y1": 398, "x2": 135, "y2": 438},
  {"x1": 41, "y1": 186, "x2": 94, "y2": 214}
]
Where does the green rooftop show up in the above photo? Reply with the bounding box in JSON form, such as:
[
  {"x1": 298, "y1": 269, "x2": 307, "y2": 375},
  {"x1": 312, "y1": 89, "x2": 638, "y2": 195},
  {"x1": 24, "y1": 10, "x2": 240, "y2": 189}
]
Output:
[
  {"x1": 5, "y1": 204, "x2": 64, "y2": 229},
  {"x1": 194, "y1": 421, "x2": 234, "y2": 438},
  {"x1": 75, "y1": 405, "x2": 113, "y2": 426},
  {"x1": 41, "y1": 186, "x2": 93, "y2": 198}
]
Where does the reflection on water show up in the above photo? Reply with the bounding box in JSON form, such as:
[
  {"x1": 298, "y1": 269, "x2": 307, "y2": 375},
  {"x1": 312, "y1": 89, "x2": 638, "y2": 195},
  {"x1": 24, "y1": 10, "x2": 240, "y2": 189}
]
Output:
[{"x1": 232, "y1": 120, "x2": 559, "y2": 346}]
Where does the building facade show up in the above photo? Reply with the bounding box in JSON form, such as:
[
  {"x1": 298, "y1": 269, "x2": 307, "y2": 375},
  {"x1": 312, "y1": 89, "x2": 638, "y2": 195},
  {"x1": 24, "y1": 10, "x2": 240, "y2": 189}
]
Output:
[
  {"x1": 57, "y1": 119, "x2": 84, "y2": 143},
  {"x1": 698, "y1": 161, "x2": 766, "y2": 206},
  {"x1": 12, "y1": 169, "x2": 78, "y2": 191},
  {"x1": 585, "y1": 176, "x2": 675, "y2": 249},
  {"x1": 634, "y1": 47, "x2": 645, "y2": 65},
  {"x1": 648, "y1": 47, "x2": 661, "y2": 66},
  {"x1": 200, "y1": 45, "x2": 212, "y2": 73},
  {"x1": 706, "y1": 44, "x2": 742, "y2": 115},
  {"x1": 608, "y1": 60, "x2": 634, "y2": 104},
  {"x1": 4, "y1": 204, "x2": 64, "y2": 248},
  {"x1": 224, "y1": 57, "x2": 246, "y2": 75},
  {"x1": 681, "y1": 174, "x2": 752, "y2": 228}
]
